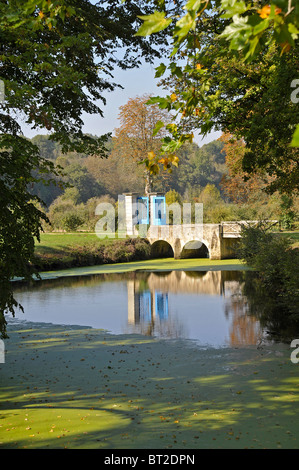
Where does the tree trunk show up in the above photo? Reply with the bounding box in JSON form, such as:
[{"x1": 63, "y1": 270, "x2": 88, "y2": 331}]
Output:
[{"x1": 144, "y1": 171, "x2": 152, "y2": 197}]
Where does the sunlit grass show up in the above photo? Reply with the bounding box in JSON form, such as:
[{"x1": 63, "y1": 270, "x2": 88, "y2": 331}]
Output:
[{"x1": 35, "y1": 232, "x2": 115, "y2": 255}]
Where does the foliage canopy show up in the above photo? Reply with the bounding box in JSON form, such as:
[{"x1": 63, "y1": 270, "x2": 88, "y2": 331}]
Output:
[
  {"x1": 0, "y1": 0, "x2": 174, "y2": 337},
  {"x1": 135, "y1": 0, "x2": 299, "y2": 195}
]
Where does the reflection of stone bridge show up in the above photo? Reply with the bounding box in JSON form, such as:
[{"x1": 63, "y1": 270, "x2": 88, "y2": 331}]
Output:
[
  {"x1": 127, "y1": 271, "x2": 241, "y2": 326},
  {"x1": 126, "y1": 271, "x2": 262, "y2": 345},
  {"x1": 147, "y1": 270, "x2": 224, "y2": 296},
  {"x1": 146, "y1": 222, "x2": 243, "y2": 260}
]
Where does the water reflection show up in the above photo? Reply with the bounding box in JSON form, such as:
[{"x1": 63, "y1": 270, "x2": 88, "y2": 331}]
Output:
[
  {"x1": 126, "y1": 271, "x2": 263, "y2": 345},
  {"x1": 11, "y1": 270, "x2": 265, "y2": 348}
]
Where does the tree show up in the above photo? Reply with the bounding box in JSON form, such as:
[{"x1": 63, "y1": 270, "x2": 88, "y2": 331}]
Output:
[
  {"x1": 47, "y1": 196, "x2": 82, "y2": 231},
  {"x1": 135, "y1": 1, "x2": 299, "y2": 195},
  {"x1": 112, "y1": 94, "x2": 174, "y2": 195},
  {"x1": 198, "y1": 184, "x2": 222, "y2": 207},
  {"x1": 61, "y1": 162, "x2": 103, "y2": 203},
  {"x1": 236, "y1": 223, "x2": 299, "y2": 338},
  {"x1": 62, "y1": 213, "x2": 84, "y2": 232},
  {"x1": 179, "y1": 145, "x2": 218, "y2": 192},
  {"x1": 0, "y1": 0, "x2": 174, "y2": 338},
  {"x1": 31, "y1": 135, "x2": 60, "y2": 160},
  {"x1": 85, "y1": 140, "x2": 146, "y2": 198},
  {"x1": 220, "y1": 133, "x2": 266, "y2": 204}
]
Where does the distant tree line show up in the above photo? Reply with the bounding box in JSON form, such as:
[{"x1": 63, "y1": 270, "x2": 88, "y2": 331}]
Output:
[{"x1": 29, "y1": 133, "x2": 298, "y2": 232}]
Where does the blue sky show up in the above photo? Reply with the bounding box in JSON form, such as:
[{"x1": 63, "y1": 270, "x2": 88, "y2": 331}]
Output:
[
  {"x1": 81, "y1": 61, "x2": 221, "y2": 147},
  {"x1": 22, "y1": 60, "x2": 221, "y2": 147}
]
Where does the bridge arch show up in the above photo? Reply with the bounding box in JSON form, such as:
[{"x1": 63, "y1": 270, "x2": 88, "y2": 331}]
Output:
[
  {"x1": 151, "y1": 240, "x2": 174, "y2": 258},
  {"x1": 180, "y1": 239, "x2": 210, "y2": 259}
]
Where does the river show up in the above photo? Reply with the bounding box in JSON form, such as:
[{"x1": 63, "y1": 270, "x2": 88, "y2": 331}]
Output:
[{"x1": 10, "y1": 269, "x2": 267, "y2": 348}]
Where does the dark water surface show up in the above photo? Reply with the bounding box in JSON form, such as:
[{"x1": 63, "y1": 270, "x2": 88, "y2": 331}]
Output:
[{"x1": 9, "y1": 269, "x2": 269, "y2": 348}]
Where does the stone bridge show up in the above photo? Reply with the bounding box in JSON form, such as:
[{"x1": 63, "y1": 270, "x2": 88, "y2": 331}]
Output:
[
  {"x1": 123, "y1": 193, "x2": 264, "y2": 260},
  {"x1": 145, "y1": 222, "x2": 245, "y2": 260}
]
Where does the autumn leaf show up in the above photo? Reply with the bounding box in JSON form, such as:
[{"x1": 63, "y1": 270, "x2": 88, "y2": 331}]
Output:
[
  {"x1": 258, "y1": 5, "x2": 281, "y2": 19},
  {"x1": 258, "y1": 6, "x2": 271, "y2": 19},
  {"x1": 168, "y1": 154, "x2": 179, "y2": 167},
  {"x1": 148, "y1": 151, "x2": 156, "y2": 161},
  {"x1": 280, "y1": 41, "x2": 291, "y2": 54}
]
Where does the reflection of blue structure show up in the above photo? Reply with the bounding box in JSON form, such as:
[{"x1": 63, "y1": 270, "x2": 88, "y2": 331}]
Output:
[
  {"x1": 138, "y1": 291, "x2": 168, "y2": 322},
  {"x1": 155, "y1": 292, "x2": 168, "y2": 320},
  {"x1": 139, "y1": 291, "x2": 151, "y2": 322}
]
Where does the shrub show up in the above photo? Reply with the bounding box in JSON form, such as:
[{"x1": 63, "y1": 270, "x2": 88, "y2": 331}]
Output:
[
  {"x1": 236, "y1": 222, "x2": 273, "y2": 265},
  {"x1": 237, "y1": 223, "x2": 299, "y2": 338},
  {"x1": 103, "y1": 238, "x2": 151, "y2": 263},
  {"x1": 33, "y1": 238, "x2": 151, "y2": 271},
  {"x1": 206, "y1": 204, "x2": 236, "y2": 223},
  {"x1": 62, "y1": 213, "x2": 84, "y2": 232}
]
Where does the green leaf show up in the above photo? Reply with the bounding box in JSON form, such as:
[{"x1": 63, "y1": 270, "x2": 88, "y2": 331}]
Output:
[
  {"x1": 146, "y1": 96, "x2": 170, "y2": 110},
  {"x1": 173, "y1": 11, "x2": 196, "y2": 42},
  {"x1": 244, "y1": 35, "x2": 260, "y2": 60},
  {"x1": 169, "y1": 62, "x2": 183, "y2": 78},
  {"x1": 290, "y1": 124, "x2": 299, "y2": 147},
  {"x1": 184, "y1": 0, "x2": 203, "y2": 11},
  {"x1": 162, "y1": 141, "x2": 181, "y2": 153},
  {"x1": 253, "y1": 18, "x2": 270, "y2": 35},
  {"x1": 220, "y1": 15, "x2": 251, "y2": 42},
  {"x1": 220, "y1": 0, "x2": 248, "y2": 18},
  {"x1": 153, "y1": 120, "x2": 165, "y2": 136},
  {"x1": 155, "y1": 63, "x2": 167, "y2": 78},
  {"x1": 274, "y1": 24, "x2": 295, "y2": 48},
  {"x1": 288, "y1": 23, "x2": 299, "y2": 38},
  {"x1": 136, "y1": 11, "x2": 172, "y2": 36}
]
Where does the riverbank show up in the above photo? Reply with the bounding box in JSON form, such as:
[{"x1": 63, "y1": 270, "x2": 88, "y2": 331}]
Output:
[
  {"x1": 1, "y1": 320, "x2": 298, "y2": 449},
  {"x1": 31, "y1": 232, "x2": 246, "y2": 278},
  {"x1": 33, "y1": 230, "x2": 298, "y2": 274},
  {"x1": 33, "y1": 235, "x2": 152, "y2": 272}
]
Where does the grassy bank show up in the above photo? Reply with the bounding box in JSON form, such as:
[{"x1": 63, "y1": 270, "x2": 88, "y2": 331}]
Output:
[
  {"x1": 33, "y1": 233, "x2": 151, "y2": 271},
  {"x1": 33, "y1": 230, "x2": 299, "y2": 274},
  {"x1": 33, "y1": 232, "x2": 245, "y2": 276},
  {"x1": 277, "y1": 231, "x2": 299, "y2": 249},
  {"x1": 35, "y1": 233, "x2": 113, "y2": 253}
]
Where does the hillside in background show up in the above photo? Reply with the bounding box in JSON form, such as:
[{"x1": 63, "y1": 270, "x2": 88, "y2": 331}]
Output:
[
  {"x1": 30, "y1": 134, "x2": 227, "y2": 206},
  {"x1": 29, "y1": 134, "x2": 298, "y2": 232}
]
